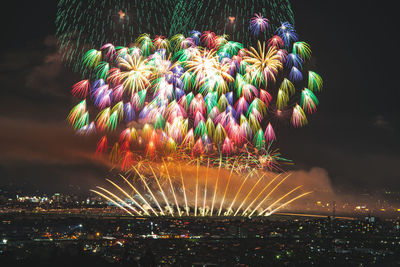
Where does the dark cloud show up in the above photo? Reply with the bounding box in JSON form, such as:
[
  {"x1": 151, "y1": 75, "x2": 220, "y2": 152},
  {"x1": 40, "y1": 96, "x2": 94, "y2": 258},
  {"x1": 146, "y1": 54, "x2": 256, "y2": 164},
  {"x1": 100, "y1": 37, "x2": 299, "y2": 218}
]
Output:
[
  {"x1": 0, "y1": 34, "x2": 109, "y2": 193},
  {"x1": 0, "y1": 34, "x2": 78, "y2": 123},
  {"x1": 25, "y1": 52, "x2": 64, "y2": 96},
  {"x1": 24, "y1": 35, "x2": 71, "y2": 98},
  {"x1": 0, "y1": 116, "x2": 98, "y2": 165},
  {"x1": 43, "y1": 35, "x2": 57, "y2": 47},
  {"x1": 373, "y1": 115, "x2": 391, "y2": 130},
  {"x1": 0, "y1": 116, "x2": 112, "y2": 194}
]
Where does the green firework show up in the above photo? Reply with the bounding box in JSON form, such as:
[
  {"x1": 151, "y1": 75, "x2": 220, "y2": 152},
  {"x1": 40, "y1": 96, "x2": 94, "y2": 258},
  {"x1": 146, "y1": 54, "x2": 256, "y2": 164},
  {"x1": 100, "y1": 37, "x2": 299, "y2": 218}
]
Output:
[{"x1": 56, "y1": 0, "x2": 294, "y2": 71}]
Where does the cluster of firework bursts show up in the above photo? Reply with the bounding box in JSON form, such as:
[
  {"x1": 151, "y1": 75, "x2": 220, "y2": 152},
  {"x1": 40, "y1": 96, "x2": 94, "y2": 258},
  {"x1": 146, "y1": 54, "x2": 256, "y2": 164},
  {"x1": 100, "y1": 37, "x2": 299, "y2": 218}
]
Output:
[{"x1": 67, "y1": 15, "x2": 322, "y2": 172}]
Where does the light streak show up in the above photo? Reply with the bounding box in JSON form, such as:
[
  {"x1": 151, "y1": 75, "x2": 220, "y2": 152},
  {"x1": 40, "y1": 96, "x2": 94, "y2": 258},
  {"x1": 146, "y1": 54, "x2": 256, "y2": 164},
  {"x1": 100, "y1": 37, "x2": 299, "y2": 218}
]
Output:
[
  {"x1": 131, "y1": 167, "x2": 161, "y2": 215},
  {"x1": 259, "y1": 185, "x2": 303, "y2": 216},
  {"x1": 241, "y1": 173, "x2": 282, "y2": 216},
  {"x1": 105, "y1": 179, "x2": 150, "y2": 216},
  {"x1": 90, "y1": 189, "x2": 134, "y2": 216},
  {"x1": 95, "y1": 186, "x2": 139, "y2": 215},
  {"x1": 195, "y1": 159, "x2": 199, "y2": 216},
  {"x1": 149, "y1": 166, "x2": 174, "y2": 216},
  {"x1": 227, "y1": 170, "x2": 254, "y2": 214},
  {"x1": 210, "y1": 157, "x2": 222, "y2": 216},
  {"x1": 119, "y1": 174, "x2": 158, "y2": 216},
  {"x1": 248, "y1": 174, "x2": 291, "y2": 217},
  {"x1": 233, "y1": 173, "x2": 266, "y2": 216},
  {"x1": 218, "y1": 160, "x2": 236, "y2": 216},
  {"x1": 163, "y1": 160, "x2": 181, "y2": 216},
  {"x1": 266, "y1": 191, "x2": 312, "y2": 216},
  {"x1": 179, "y1": 164, "x2": 189, "y2": 216},
  {"x1": 202, "y1": 159, "x2": 209, "y2": 216}
]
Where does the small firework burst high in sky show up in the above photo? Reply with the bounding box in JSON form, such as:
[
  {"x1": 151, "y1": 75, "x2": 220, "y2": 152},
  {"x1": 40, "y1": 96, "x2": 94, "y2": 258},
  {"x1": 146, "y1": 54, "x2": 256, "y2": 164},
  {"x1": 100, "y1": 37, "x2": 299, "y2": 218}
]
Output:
[{"x1": 63, "y1": 3, "x2": 322, "y2": 217}]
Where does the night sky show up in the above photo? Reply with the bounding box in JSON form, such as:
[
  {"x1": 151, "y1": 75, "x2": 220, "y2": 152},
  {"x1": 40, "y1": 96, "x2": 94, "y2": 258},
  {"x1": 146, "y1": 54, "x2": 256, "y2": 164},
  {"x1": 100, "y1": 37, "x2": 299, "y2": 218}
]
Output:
[{"x1": 0, "y1": 1, "x2": 399, "y2": 194}]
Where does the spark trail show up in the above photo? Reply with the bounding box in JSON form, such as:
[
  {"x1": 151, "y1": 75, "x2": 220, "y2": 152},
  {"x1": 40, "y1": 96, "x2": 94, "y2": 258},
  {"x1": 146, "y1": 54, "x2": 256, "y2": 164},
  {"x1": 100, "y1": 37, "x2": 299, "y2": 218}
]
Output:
[{"x1": 92, "y1": 163, "x2": 311, "y2": 217}]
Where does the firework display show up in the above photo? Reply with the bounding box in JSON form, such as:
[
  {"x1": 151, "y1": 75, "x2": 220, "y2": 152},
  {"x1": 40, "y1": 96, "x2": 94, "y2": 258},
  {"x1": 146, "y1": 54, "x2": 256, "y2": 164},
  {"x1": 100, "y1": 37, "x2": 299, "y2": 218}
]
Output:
[
  {"x1": 91, "y1": 162, "x2": 312, "y2": 217},
  {"x1": 67, "y1": 20, "x2": 323, "y2": 172},
  {"x1": 169, "y1": 0, "x2": 294, "y2": 43},
  {"x1": 56, "y1": 0, "x2": 175, "y2": 71},
  {"x1": 56, "y1": 0, "x2": 294, "y2": 71}
]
